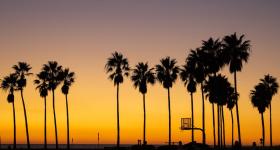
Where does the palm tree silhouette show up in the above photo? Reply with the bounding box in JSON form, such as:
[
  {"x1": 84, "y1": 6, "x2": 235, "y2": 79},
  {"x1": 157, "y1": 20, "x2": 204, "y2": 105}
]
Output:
[
  {"x1": 105, "y1": 52, "x2": 130, "y2": 149},
  {"x1": 180, "y1": 63, "x2": 196, "y2": 143},
  {"x1": 187, "y1": 48, "x2": 207, "y2": 144},
  {"x1": 155, "y1": 57, "x2": 179, "y2": 146},
  {"x1": 131, "y1": 62, "x2": 155, "y2": 145},
  {"x1": 13, "y1": 62, "x2": 32, "y2": 149},
  {"x1": 1, "y1": 73, "x2": 18, "y2": 149},
  {"x1": 60, "y1": 68, "x2": 75, "y2": 150},
  {"x1": 260, "y1": 75, "x2": 278, "y2": 147},
  {"x1": 204, "y1": 74, "x2": 233, "y2": 148},
  {"x1": 42, "y1": 61, "x2": 63, "y2": 149},
  {"x1": 34, "y1": 71, "x2": 49, "y2": 149},
  {"x1": 222, "y1": 33, "x2": 251, "y2": 146},
  {"x1": 227, "y1": 91, "x2": 238, "y2": 147},
  {"x1": 250, "y1": 83, "x2": 269, "y2": 148},
  {"x1": 201, "y1": 37, "x2": 223, "y2": 147}
]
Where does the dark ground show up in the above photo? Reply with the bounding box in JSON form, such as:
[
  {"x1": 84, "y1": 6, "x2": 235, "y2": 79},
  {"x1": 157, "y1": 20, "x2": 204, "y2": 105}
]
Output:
[{"x1": 1, "y1": 144, "x2": 280, "y2": 150}]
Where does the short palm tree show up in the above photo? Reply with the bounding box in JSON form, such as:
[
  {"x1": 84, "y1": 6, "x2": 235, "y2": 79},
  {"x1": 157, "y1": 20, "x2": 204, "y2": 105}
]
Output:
[
  {"x1": 222, "y1": 33, "x2": 251, "y2": 145},
  {"x1": 13, "y1": 62, "x2": 32, "y2": 149},
  {"x1": 34, "y1": 71, "x2": 49, "y2": 149},
  {"x1": 131, "y1": 62, "x2": 155, "y2": 145},
  {"x1": 260, "y1": 75, "x2": 278, "y2": 147},
  {"x1": 1, "y1": 73, "x2": 18, "y2": 149},
  {"x1": 250, "y1": 83, "x2": 269, "y2": 148},
  {"x1": 105, "y1": 52, "x2": 130, "y2": 149},
  {"x1": 180, "y1": 63, "x2": 196, "y2": 143},
  {"x1": 156, "y1": 57, "x2": 179, "y2": 146},
  {"x1": 42, "y1": 61, "x2": 63, "y2": 149},
  {"x1": 204, "y1": 74, "x2": 233, "y2": 148},
  {"x1": 60, "y1": 68, "x2": 75, "y2": 150},
  {"x1": 227, "y1": 91, "x2": 238, "y2": 147}
]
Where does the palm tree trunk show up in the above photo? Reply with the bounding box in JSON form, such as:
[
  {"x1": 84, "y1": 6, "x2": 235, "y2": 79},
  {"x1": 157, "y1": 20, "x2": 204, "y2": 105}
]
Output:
[
  {"x1": 234, "y1": 71, "x2": 242, "y2": 146},
  {"x1": 269, "y1": 104, "x2": 272, "y2": 148},
  {"x1": 143, "y1": 94, "x2": 146, "y2": 145},
  {"x1": 212, "y1": 103, "x2": 216, "y2": 147},
  {"x1": 66, "y1": 94, "x2": 70, "y2": 150},
  {"x1": 231, "y1": 109, "x2": 234, "y2": 147},
  {"x1": 191, "y1": 92, "x2": 194, "y2": 143},
  {"x1": 12, "y1": 102, "x2": 16, "y2": 149},
  {"x1": 20, "y1": 90, "x2": 30, "y2": 149},
  {"x1": 167, "y1": 88, "x2": 171, "y2": 146},
  {"x1": 261, "y1": 113, "x2": 265, "y2": 148},
  {"x1": 220, "y1": 106, "x2": 222, "y2": 149},
  {"x1": 52, "y1": 89, "x2": 58, "y2": 149},
  {"x1": 217, "y1": 105, "x2": 220, "y2": 148},
  {"x1": 44, "y1": 96, "x2": 47, "y2": 149},
  {"x1": 220, "y1": 106, "x2": 223, "y2": 148},
  {"x1": 219, "y1": 107, "x2": 221, "y2": 147},
  {"x1": 201, "y1": 84, "x2": 205, "y2": 145},
  {"x1": 116, "y1": 83, "x2": 120, "y2": 149},
  {"x1": 222, "y1": 106, "x2": 225, "y2": 148}
]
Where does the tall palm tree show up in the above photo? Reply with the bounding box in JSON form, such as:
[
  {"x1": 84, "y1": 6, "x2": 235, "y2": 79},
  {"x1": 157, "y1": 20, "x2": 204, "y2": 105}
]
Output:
[
  {"x1": 201, "y1": 37, "x2": 223, "y2": 147},
  {"x1": 204, "y1": 74, "x2": 233, "y2": 148},
  {"x1": 222, "y1": 33, "x2": 251, "y2": 146},
  {"x1": 105, "y1": 52, "x2": 130, "y2": 149},
  {"x1": 227, "y1": 91, "x2": 238, "y2": 147},
  {"x1": 180, "y1": 64, "x2": 196, "y2": 143},
  {"x1": 34, "y1": 71, "x2": 49, "y2": 149},
  {"x1": 250, "y1": 83, "x2": 269, "y2": 148},
  {"x1": 13, "y1": 62, "x2": 32, "y2": 149},
  {"x1": 187, "y1": 48, "x2": 207, "y2": 144},
  {"x1": 131, "y1": 62, "x2": 155, "y2": 145},
  {"x1": 60, "y1": 68, "x2": 75, "y2": 150},
  {"x1": 1, "y1": 73, "x2": 18, "y2": 149},
  {"x1": 260, "y1": 75, "x2": 278, "y2": 147},
  {"x1": 42, "y1": 61, "x2": 63, "y2": 149},
  {"x1": 156, "y1": 57, "x2": 179, "y2": 146}
]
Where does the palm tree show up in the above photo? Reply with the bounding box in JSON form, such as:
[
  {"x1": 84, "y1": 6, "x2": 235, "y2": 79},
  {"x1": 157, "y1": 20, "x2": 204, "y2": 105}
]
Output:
[
  {"x1": 105, "y1": 52, "x2": 130, "y2": 149},
  {"x1": 60, "y1": 68, "x2": 75, "y2": 150},
  {"x1": 42, "y1": 61, "x2": 63, "y2": 149},
  {"x1": 1, "y1": 73, "x2": 18, "y2": 149},
  {"x1": 34, "y1": 71, "x2": 49, "y2": 149},
  {"x1": 156, "y1": 57, "x2": 179, "y2": 146},
  {"x1": 204, "y1": 74, "x2": 233, "y2": 148},
  {"x1": 187, "y1": 48, "x2": 207, "y2": 144},
  {"x1": 131, "y1": 62, "x2": 155, "y2": 145},
  {"x1": 227, "y1": 91, "x2": 238, "y2": 147},
  {"x1": 13, "y1": 62, "x2": 32, "y2": 149},
  {"x1": 250, "y1": 83, "x2": 269, "y2": 148},
  {"x1": 201, "y1": 38, "x2": 224, "y2": 75},
  {"x1": 260, "y1": 75, "x2": 278, "y2": 147},
  {"x1": 180, "y1": 63, "x2": 196, "y2": 143},
  {"x1": 201, "y1": 37, "x2": 223, "y2": 147},
  {"x1": 222, "y1": 33, "x2": 251, "y2": 146}
]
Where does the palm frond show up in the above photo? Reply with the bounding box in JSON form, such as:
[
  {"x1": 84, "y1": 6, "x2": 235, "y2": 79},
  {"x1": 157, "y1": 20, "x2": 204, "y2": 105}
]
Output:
[{"x1": 105, "y1": 51, "x2": 130, "y2": 86}]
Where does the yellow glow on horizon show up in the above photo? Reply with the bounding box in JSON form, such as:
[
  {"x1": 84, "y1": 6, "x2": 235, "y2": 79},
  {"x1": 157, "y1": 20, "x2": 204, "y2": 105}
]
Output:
[
  {"x1": 1, "y1": 0, "x2": 280, "y2": 146},
  {"x1": 1, "y1": 63, "x2": 280, "y2": 145}
]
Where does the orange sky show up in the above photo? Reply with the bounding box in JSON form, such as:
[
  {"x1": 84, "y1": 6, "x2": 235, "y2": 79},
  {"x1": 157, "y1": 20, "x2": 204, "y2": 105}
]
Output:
[{"x1": 0, "y1": 0, "x2": 280, "y2": 146}]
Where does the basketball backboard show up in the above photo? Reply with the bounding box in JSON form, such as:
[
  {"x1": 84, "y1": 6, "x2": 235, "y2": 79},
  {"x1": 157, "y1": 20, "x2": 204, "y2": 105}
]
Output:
[{"x1": 181, "y1": 118, "x2": 191, "y2": 130}]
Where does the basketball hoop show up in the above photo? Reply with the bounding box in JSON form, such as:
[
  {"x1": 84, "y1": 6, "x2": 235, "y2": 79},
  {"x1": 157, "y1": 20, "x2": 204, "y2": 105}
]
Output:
[
  {"x1": 181, "y1": 118, "x2": 191, "y2": 130},
  {"x1": 180, "y1": 117, "x2": 205, "y2": 143}
]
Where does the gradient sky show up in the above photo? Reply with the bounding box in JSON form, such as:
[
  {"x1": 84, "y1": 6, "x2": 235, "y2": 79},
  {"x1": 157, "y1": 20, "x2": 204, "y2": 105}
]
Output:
[{"x1": 1, "y1": 0, "x2": 280, "y2": 146}]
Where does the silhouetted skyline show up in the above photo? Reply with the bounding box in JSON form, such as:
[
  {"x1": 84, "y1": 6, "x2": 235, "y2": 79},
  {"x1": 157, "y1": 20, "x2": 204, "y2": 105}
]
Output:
[{"x1": 0, "y1": 0, "x2": 280, "y2": 146}]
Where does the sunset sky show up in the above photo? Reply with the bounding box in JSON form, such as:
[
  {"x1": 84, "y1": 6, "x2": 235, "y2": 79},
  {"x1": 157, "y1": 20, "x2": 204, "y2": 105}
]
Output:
[{"x1": 1, "y1": 0, "x2": 280, "y2": 146}]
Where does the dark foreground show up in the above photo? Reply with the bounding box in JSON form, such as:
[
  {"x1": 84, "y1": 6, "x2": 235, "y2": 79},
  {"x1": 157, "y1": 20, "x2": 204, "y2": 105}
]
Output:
[
  {"x1": 103, "y1": 145, "x2": 278, "y2": 150},
  {"x1": 1, "y1": 144, "x2": 279, "y2": 150}
]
